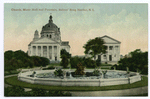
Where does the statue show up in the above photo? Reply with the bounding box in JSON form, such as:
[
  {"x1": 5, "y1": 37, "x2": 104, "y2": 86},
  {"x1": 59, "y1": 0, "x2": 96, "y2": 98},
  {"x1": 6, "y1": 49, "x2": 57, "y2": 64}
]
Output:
[
  {"x1": 102, "y1": 70, "x2": 107, "y2": 78},
  {"x1": 63, "y1": 71, "x2": 66, "y2": 79}
]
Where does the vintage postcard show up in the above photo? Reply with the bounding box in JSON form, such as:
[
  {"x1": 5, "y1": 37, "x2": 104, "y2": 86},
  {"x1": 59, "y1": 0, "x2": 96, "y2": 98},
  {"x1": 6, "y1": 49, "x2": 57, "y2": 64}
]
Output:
[{"x1": 4, "y1": 3, "x2": 148, "y2": 97}]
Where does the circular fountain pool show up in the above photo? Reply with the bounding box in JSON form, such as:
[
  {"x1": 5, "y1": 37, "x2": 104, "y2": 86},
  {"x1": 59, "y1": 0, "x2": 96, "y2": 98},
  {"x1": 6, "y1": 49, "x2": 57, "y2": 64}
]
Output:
[{"x1": 18, "y1": 69, "x2": 141, "y2": 86}]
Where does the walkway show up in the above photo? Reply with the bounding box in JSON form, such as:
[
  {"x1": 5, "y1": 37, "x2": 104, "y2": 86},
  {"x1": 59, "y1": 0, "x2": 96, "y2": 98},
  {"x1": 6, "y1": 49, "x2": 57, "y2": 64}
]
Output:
[
  {"x1": 4, "y1": 74, "x2": 148, "y2": 96},
  {"x1": 70, "y1": 86, "x2": 148, "y2": 96}
]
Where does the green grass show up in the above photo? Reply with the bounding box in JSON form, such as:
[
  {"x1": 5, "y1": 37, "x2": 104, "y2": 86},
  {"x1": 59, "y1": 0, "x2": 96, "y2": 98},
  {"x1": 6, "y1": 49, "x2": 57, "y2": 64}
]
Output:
[
  {"x1": 100, "y1": 64, "x2": 112, "y2": 66},
  {"x1": 4, "y1": 70, "x2": 19, "y2": 76},
  {"x1": 5, "y1": 76, "x2": 148, "y2": 91},
  {"x1": 48, "y1": 63, "x2": 60, "y2": 66}
]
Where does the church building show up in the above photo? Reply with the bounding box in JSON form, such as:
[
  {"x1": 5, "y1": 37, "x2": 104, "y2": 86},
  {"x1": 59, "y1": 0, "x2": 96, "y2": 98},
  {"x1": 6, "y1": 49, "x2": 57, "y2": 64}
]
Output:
[
  {"x1": 28, "y1": 15, "x2": 70, "y2": 63},
  {"x1": 86, "y1": 35, "x2": 121, "y2": 64}
]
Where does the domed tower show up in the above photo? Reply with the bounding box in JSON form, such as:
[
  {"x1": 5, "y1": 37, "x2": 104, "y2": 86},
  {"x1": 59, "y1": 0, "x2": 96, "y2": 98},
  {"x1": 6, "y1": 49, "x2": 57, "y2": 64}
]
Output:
[
  {"x1": 33, "y1": 30, "x2": 39, "y2": 41},
  {"x1": 40, "y1": 15, "x2": 61, "y2": 42}
]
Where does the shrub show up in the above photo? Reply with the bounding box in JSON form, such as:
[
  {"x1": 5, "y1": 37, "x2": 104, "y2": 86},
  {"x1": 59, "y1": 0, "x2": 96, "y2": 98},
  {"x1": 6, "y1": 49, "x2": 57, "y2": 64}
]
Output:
[
  {"x1": 93, "y1": 69, "x2": 100, "y2": 76},
  {"x1": 75, "y1": 62, "x2": 85, "y2": 75},
  {"x1": 60, "y1": 55, "x2": 69, "y2": 68},
  {"x1": 4, "y1": 86, "x2": 25, "y2": 96},
  {"x1": 54, "y1": 69, "x2": 63, "y2": 76},
  {"x1": 84, "y1": 58, "x2": 97, "y2": 68},
  {"x1": 70, "y1": 56, "x2": 84, "y2": 68},
  {"x1": 43, "y1": 66, "x2": 55, "y2": 70}
]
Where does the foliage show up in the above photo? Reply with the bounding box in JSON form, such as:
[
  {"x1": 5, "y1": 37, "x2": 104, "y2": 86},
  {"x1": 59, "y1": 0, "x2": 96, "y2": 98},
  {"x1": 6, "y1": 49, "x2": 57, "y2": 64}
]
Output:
[
  {"x1": 83, "y1": 37, "x2": 107, "y2": 59},
  {"x1": 60, "y1": 54, "x2": 69, "y2": 68},
  {"x1": 4, "y1": 50, "x2": 50, "y2": 72},
  {"x1": 93, "y1": 69, "x2": 100, "y2": 76},
  {"x1": 118, "y1": 49, "x2": 148, "y2": 74},
  {"x1": 4, "y1": 86, "x2": 72, "y2": 96},
  {"x1": 30, "y1": 88, "x2": 47, "y2": 96},
  {"x1": 96, "y1": 59, "x2": 101, "y2": 67},
  {"x1": 83, "y1": 58, "x2": 97, "y2": 68},
  {"x1": 4, "y1": 86, "x2": 25, "y2": 96},
  {"x1": 42, "y1": 66, "x2": 55, "y2": 70},
  {"x1": 60, "y1": 49, "x2": 71, "y2": 68},
  {"x1": 60, "y1": 49, "x2": 71, "y2": 59},
  {"x1": 70, "y1": 56, "x2": 100, "y2": 68},
  {"x1": 54, "y1": 69, "x2": 63, "y2": 76},
  {"x1": 75, "y1": 62, "x2": 85, "y2": 75},
  {"x1": 70, "y1": 56, "x2": 84, "y2": 68},
  {"x1": 110, "y1": 64, "x2": 117, "y2": 70}
]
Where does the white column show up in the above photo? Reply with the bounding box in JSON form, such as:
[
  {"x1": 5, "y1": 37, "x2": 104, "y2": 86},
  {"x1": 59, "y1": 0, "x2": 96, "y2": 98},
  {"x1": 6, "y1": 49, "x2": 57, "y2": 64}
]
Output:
[
  {"x1": 31, "y1": 46, "x2": 33, "y2": 56},
  {"x1": 41, "y1": 46, "x2": 43, "y2": 57},
  {"x1": 57, "y1": 46, "x2": 60, "y2": 61},
  {"x1": 107, "y1": 46, "x2": 109, "y2": 61},
  {"x1": 36, "y1": 46, "x2": 38, "y2": 56},
  {"x1": 52, "y1": 46, "x2": 54, "y2": 61},
  {"x1": 47, "y1": 46, "x2": 49, "y2": 59}
]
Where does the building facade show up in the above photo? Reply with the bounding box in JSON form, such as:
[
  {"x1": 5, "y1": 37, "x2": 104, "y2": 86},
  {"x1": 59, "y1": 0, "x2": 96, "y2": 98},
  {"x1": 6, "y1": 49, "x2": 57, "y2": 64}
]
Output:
[
  {"x1": 86, "y1": 35, "x2": 121, "y2": 64},
  {"x1": 28, "y1": 15, "x2": 70, "y2": 63}
]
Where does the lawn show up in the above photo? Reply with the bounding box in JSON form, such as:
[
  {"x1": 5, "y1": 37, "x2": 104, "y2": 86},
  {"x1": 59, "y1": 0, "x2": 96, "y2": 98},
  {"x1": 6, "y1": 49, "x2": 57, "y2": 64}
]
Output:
[
  {"x1": 4, "y1": 70, "x2": 20, "y2": 76},
  {"x1": 5, "y1": 76, "x2": 148, "y2": 91}
]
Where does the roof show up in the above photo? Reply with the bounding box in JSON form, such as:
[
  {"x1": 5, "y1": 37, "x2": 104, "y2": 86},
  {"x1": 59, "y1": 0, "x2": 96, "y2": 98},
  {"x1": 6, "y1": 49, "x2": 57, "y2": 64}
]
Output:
[
  {"x1": 41, "y1": 15, "x2": 59, "y2": 34},
  {"x1": 61, "y1": 41, "x2": 70, "y2": 47},
  {"x1": 29, "y1": 37, "x2": 60, "y2": 45},
  {"x1": 100, "y1": 35, "x2": 121, "y2": 44}
]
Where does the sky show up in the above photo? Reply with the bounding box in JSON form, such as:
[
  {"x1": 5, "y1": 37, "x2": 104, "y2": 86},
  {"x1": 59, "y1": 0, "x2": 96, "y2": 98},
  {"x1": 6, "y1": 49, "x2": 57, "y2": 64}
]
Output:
[{"x1": 4, "y1": 3, "x2": 148, "y2": 56}]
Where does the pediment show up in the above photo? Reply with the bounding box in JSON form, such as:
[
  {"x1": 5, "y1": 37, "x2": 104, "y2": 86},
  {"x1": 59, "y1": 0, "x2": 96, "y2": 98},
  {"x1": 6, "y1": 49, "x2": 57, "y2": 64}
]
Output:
[
  {"x1": 101, "y1": 35, "x2": 121, "y2": 44},
  {"x1": 31, "y1": 37, "x2": 59, "y2": 44}
]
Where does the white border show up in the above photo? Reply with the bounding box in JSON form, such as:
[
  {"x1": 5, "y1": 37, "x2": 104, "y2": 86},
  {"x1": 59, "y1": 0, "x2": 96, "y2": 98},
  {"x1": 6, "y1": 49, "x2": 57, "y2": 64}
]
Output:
[{"x1": 1, "y1": 0, "x2": 149, "y2": 99}]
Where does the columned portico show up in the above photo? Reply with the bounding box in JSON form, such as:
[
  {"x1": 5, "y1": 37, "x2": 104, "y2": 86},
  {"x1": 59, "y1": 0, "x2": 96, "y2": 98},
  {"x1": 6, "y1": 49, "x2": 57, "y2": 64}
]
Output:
[
  {"x1": 36, "y1": 46, "x2": 38, "y2": 56},
  {"x1": 28, "y1": 15, "x2": 70, "y2": 63},
  {"x1": 41, "y1": 46, "x2": 43, "y2": 57},
  {"x1": 47, "y1": 46, "x2": 49, "y2": 58},
  {"x1": 52, "y1": 46, "x2": 54, "y2": 60}
]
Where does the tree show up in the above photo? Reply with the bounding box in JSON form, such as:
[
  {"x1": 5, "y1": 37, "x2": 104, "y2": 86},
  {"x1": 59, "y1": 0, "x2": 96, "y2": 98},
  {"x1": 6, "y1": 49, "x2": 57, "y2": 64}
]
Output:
[
  {"x1": 60, "y1": 49, "x2": 71, "y2": 68},
  {"x1": 118, "y1": 49, "x2": 148, "y2": 74},
  {"x1": 70, "y1": 56, "x2": 84, "y2": 68},
  {"x1": 4, "y1": 50, "x2": 14, "y2": 60},
  {"x1": 60, "y1": 55, "x2": 69, "y2": 68},
  {"x1": 75, "y1": 62, "x2": 85, "y2": 75},
  {"x1": 83, "y1": 37, "x2": 107, "y2": 61},
  {"x1": 83, "y1": 58, "x2": 97, "y2": 68},
  {"x1": 60, "y1": 49, "x2": 71, "y2": 59}
]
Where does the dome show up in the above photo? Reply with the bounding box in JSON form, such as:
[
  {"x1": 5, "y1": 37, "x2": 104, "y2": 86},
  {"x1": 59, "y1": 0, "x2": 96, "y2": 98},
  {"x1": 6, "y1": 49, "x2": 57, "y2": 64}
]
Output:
[{"x1": 41, "y1": 15, "x2": 59, "y2": 33}]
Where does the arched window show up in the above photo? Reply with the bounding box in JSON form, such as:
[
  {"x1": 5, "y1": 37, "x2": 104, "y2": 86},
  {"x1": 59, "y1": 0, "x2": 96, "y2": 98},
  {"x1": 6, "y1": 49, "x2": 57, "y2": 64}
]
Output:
[
  {"x1": 47, "y1": 35, "x2": 48, "y2": 37},
  {"x1": 50, "y1": 35, "x2": 51, "y2": 38},
  {"x1": 55, "y1": 56, "x2": 57, "y2": 61}
]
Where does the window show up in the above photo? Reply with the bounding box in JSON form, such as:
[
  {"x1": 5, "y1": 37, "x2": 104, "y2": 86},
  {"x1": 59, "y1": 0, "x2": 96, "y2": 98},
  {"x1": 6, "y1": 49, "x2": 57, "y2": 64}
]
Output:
[
  {"x1": 50, "y1": 35, "x2": 51, "y2": 38},
  {"x1": 55, "y1": 57, "x2": 57, "y2": 61},
  {"x1": 106, "y1": 46, "x2": 108, "y2": 50},
  {"x1": 115, "y1": 46, "x2": 119, "y2": 50},
  {"x1": 109, "y1": 46, "x2": 113, "y2": 50},
  {"x1": 103, "y1": 55, "x2": 106, "y2": 59},
  {"x1": 47, "y1": 35, "x2": 48, "y2": 37},
  {"x1": 49, "y1": 55, "x2": 52, "y2": 59}
]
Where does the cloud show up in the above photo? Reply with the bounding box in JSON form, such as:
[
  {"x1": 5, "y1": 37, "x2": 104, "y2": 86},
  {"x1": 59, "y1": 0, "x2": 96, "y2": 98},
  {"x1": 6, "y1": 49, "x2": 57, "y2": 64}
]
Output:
[
  {"x1": 4, "y1": 8, "x2": 148, "y2": 56},
  {"x1": 84, "y1": 9, "x2": 148, "y2": 55}
]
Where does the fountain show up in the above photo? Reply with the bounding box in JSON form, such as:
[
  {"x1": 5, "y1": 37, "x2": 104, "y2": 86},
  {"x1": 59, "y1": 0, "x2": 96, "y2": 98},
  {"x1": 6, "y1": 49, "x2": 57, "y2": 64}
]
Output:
[{"x1": 18, "y1": 68, "x2": 142, "y2": 86}]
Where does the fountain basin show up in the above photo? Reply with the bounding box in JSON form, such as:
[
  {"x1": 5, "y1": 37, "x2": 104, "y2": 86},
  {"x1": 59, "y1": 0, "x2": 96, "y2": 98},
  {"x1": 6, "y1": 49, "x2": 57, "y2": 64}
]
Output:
[{"x1": 18, "y1": 70, "x2": 141, "y2": 86}]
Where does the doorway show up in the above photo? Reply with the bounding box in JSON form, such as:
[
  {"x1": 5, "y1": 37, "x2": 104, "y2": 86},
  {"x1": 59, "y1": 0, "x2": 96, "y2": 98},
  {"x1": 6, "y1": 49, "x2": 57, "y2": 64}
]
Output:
[{"x1": 109, "y1": 55, "x2": 112, "y2": 61}]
